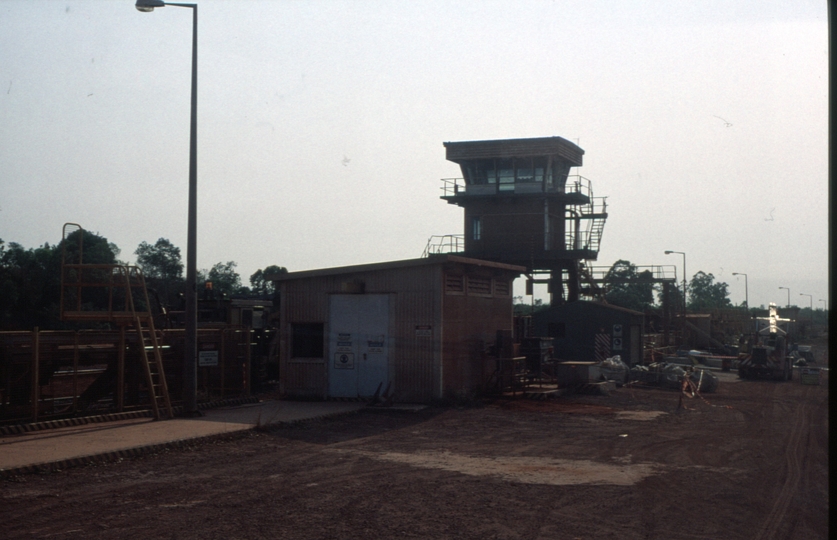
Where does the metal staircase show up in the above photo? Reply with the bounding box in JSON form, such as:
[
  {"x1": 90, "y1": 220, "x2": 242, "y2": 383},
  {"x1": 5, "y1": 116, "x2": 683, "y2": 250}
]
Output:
[
  {"x1": 578, "y1": 262, "x2": 607, "y2": 300},
  {"x1": 581, "y1": 197, "x2": 608, "y2": 253}
]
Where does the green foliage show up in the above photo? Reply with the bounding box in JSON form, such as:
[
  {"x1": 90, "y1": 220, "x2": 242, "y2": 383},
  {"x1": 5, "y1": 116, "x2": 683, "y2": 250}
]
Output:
[
  {"x1": 513, "y1": 296, "x2": 549, "y2": 315},
  {"x1": 61, "y1": 229, "x2": 119, "y2": 267},
  {"x1": 249, "y1": 265, "x2": 288, "y2": 296},
  {"x1": 205, "y1": 261, "x2": 243, "y2": 298},
  {"x1": 0, "y1": 231, "x2": 120, "y2": 330},
  {"x1": 0, "y1": 239, "x2": 56, "y2": 329},
  {"x1": 603, "y1": 259, "x2": 655, "y2": 312},
  {"x1": 687, "y1": 271, "x2": 732, "y2": 311},
  {"x1": 135, "y1": 238, "x2": 183, "y2": 281},
  {"x1": 135, "y1": 238, "x2": 184, "y2": 306}
]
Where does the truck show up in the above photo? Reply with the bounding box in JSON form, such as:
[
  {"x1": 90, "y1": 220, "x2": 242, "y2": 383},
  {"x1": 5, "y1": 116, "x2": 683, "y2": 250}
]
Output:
[{"x1": 738, "y1": 303, "x2": 793, "y2": 381}]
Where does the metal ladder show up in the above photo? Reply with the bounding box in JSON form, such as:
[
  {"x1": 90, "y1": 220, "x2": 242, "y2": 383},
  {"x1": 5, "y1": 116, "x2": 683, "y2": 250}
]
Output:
[{"x1": 127, "y1": 268, "x2": 173, "y2": 420}]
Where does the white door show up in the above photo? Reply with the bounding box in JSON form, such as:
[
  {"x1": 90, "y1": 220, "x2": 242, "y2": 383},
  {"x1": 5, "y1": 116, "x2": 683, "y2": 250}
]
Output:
[{"x1": 328, "y1": 295, "x2": 390, "y2": 398}]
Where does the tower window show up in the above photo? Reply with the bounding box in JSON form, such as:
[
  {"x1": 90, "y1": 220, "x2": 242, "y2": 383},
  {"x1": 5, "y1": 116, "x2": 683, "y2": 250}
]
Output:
[{"x1": 472, "y1": 216, "x2": 482, "y2": 240}]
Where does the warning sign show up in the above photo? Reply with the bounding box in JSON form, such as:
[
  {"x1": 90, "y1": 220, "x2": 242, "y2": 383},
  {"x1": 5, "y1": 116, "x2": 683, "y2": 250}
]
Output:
[
  {"x1": 367, "y1": 335, "x2": 385, "y2": 354},
  {"x1": 199, "y1": 350, "x2": 218, "y2": 367},
  {"x1": 336, "y1": 332, "x2": 353, "y2": 353},
  {"x1": 799, "y1": 367, "x2": 821, "y2": 385},
  {"x1": 415, "y1": 325, "x2": 432, "y2": 337},
  {"x1": 334, "y1": 353, "x2": 354, "y2": 369}
]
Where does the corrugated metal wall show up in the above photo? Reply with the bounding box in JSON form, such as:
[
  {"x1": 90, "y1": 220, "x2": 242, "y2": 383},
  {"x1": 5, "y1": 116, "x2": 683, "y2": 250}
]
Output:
[
  {"x1": 387, "y1": 265, "x2": 439, "y2": 402},
  {"x1": 441, "y1": 275, "x2": 515, "y2": 400}
]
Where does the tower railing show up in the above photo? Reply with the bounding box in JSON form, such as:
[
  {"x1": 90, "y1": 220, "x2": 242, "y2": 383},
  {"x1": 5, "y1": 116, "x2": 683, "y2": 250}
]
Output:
[
  {"x1": 422, "y1": 234, "x2": 465, "y2": 257},
  {"x1": 583, "y1": 264, "x2": 678, "y2": 283},
  {"x1": 441, "y1": 175, "x2": 594, "y2": 199}
]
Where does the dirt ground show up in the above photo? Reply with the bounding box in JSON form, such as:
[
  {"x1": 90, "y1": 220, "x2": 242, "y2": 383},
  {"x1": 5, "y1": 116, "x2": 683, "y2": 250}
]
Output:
[{"x1": 1, "y1": 360, "x2": 829, "y2": 539}]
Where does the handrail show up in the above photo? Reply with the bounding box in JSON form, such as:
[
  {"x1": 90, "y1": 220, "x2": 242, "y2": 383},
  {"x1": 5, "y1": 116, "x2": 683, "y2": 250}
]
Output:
[
  {"x1": 441, "y1": 175, "x2": 595, "y2": 199},
  {"x1": 583, "y1": 264, "x2": 679, "y2": 283},
  {"x1": 422, "y1": 234, "x2": 465, "y2": 257},
  {"x1": 61, "y1": 263, "x2": 155, "y2": 321}
]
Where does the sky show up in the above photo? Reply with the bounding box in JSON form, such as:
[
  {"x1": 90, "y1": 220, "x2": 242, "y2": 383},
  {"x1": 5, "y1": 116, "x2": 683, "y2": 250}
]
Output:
[{"x1": 0, "y1": 0, "x2": 829, "y2": 311}]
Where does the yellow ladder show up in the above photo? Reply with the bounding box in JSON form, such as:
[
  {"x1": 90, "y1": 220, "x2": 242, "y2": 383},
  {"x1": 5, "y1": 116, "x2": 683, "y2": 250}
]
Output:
[
  {"x1": 135, "y1": 314, "x2": 173, "y2": 419},
  {"x1": 125, "y1": 267, "x2": 174, "y2": 420}
]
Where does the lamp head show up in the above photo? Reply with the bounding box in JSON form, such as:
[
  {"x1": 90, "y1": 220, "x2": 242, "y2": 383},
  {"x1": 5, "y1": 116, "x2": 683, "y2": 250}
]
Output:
[
  {"x1": 664, "y1": 250, "x2": 673, "y2": 254},
  {"x1": 136, "y1": 0, "x2": 166, "y2": 12}
]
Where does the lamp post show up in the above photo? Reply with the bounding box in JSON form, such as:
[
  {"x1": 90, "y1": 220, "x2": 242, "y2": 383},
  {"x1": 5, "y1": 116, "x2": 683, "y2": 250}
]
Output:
[
  {"x1": 732, "y1": 272, "x2": 748, "y2": 314},
  {"x1": 664, "y1": 251, "x2": 687, "y2": 314},
  {"x1": 779, "y1": 286, "x2": 790, "y2": 308},
  {"x1": 820, "y1": 299, "x2": 827, "y2": 311},
  {"x1": 136, "y1": 0, "x2": 199, "y2": 416}
]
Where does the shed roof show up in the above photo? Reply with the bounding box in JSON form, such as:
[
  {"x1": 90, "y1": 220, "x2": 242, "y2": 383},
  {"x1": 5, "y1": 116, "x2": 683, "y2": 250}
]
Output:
[
  {"x1": 268, "y1": 255, "x2": 526, "y2": 282},
  {"x1": 443, "y1": 136, "x2": 584, "y2": 166}
]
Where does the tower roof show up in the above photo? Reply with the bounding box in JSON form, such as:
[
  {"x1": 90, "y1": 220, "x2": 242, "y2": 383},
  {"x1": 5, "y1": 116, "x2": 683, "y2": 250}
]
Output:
[{"x1": 444, "y1": 136, "x2": 584, "y2": 166}]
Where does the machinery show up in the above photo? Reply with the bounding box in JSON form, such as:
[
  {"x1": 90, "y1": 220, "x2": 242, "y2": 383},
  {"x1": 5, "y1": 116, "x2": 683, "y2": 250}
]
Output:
[{"x1": 738, "y1": 303, "x2": 793, "y2": 381}]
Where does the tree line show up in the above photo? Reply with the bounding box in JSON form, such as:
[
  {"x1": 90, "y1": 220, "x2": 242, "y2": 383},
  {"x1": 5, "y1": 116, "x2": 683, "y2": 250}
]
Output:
[{"x1": 0, "y1": 233, "x2": 286, "y2": 331}]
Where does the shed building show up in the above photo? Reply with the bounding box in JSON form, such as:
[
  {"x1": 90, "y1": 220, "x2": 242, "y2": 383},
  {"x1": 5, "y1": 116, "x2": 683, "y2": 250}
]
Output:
[
  {"x1": 271, "y1": 255, "x2": 525, "y2": 402},
  {"x1": 531, "y1": 301, "x2": 645, "y2": 365}
]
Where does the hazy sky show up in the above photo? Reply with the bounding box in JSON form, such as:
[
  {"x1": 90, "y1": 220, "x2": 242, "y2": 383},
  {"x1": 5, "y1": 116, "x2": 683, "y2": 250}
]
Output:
[{"x1": 0, "y1": 0, "x2": 828, "y2": 310}]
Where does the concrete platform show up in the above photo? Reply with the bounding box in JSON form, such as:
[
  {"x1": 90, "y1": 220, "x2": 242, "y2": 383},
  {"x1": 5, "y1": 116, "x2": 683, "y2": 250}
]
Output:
[{"x1": 0, "y1": 400, "x2": 366, "y2": 478}]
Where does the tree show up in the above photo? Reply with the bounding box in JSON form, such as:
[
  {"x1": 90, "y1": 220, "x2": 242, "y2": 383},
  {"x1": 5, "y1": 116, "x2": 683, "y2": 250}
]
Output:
[
  {"x1": 603, "y1": 259, "x2": 655, "y2": 312},
  {"x1": 249, "y1": 265, "x2": 288, "y2": 296},
  {"x1": 205, "y1": 261, "x2": 243, "y2": 298},
  {"x1": 687, "y1": 271, "x2": 731, "y2": 311},
  {"x1": 135, "y1": 239, "x2": 183, "y2": 281},
  {"x1": 135, "y1": 239, "x2": 184, "y2": 306},
  {"x1": 0, "y1": 239, "x2": 55, "y2": 329},
  {"x1": 0, "y1": 231, "x2": 120, "y2": 330}
]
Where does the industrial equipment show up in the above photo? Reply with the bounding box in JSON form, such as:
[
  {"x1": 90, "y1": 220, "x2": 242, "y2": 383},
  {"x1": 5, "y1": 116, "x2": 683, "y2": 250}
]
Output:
[{"x1": 738, "y1": 303, "x2": 793, "y2": 381}]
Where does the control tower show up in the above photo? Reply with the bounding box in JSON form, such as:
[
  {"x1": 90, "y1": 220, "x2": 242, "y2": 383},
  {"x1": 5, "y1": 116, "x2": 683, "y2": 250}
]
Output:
[{"x1": 434, "y1": 136, "x2": 608, "y2": 303}]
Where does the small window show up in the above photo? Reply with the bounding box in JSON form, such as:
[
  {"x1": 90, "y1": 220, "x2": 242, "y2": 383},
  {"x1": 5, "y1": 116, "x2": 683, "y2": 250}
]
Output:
[
  {"x1": 472, "y1": 216, "x2": 482, "y2": 241},
  {"x1": 516, "y1": 157, "x2": 535, "y2": 183},
  {"x1": 497, "y1": 158, "x2": 514, "y2": 191},
  {"x1": 291, "y1": 323, "x2": 324, "y2": 358}
]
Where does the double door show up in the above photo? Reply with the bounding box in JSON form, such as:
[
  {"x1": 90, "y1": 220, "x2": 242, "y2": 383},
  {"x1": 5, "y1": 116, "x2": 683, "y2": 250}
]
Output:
[{"x1": 328, "y1": 294, "x2": 390, "y2": 398}]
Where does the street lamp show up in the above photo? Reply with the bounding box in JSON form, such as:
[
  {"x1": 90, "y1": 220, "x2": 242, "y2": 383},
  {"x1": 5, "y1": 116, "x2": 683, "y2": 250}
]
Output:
[
  {"x1": 136, "y1": 0, "x2": 200, "y2": 416},
  {"x1": 779, "y1": 287, "x2": 790, "y2": 308},
  {"x1": 732, "y1": 273, "x2": 748, "y2": 313},
  {"x1": 664, "y1": 251, "x2": 687, "y2": 313},
  {"x1": 820, "y1": 299, "x2": 827, "y2": 311}
]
